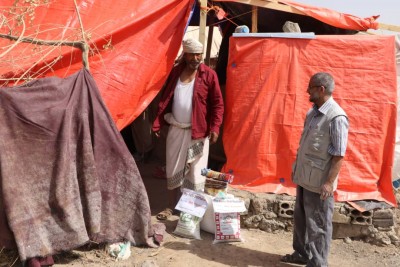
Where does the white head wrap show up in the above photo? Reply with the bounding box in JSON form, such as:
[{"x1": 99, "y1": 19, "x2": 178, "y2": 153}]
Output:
[{"x1": 182, "y1": 38, "x2": 203, "y2": 54}]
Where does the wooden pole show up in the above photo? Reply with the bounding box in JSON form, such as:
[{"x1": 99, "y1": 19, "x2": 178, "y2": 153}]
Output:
[
  {"x1": 205, "y1": 18, "x2": 214, "y2": 66},
  {"x1": 199, "y1": 0, "x2": 207, "y2": 52},
  {"x1": 252, "y1": 6, "x2": 258, "y2": 33}
]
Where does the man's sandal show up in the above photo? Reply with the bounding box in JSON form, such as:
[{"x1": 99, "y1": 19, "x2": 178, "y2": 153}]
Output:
[
  {"x1": 280, "y1": 253, "x2": 308, "y2": 265},
  {"x1": 156, "y1": 208, "x2": 174, "y2": 220}
]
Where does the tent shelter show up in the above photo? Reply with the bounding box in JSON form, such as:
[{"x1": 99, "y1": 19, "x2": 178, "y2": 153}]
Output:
[{"x1": 202, "y1": 1, "x2": 399, "y2": 206}]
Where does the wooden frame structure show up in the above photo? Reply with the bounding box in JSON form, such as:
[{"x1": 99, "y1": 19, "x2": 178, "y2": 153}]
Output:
[{"x1": 197, "y1": 0, "x2": 400, "y2": 47}]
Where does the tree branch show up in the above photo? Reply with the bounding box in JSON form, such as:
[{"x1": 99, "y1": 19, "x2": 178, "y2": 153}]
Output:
[{"x1": 0, "y1": 33, "x2": 84, "y2": 48}]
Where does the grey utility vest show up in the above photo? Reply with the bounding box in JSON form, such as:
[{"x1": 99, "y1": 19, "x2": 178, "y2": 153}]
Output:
[{"x1": 292, "y1": 99, "x2": 347, "y2": 193}]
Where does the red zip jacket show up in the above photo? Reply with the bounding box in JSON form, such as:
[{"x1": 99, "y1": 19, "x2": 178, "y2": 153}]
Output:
[{"x1": 152, "y1": 62, "x2": 224, "y2": 139}]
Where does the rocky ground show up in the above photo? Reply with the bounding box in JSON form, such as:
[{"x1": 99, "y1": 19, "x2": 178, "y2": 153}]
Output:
[
  {"x1": 2, "y1": 221, "x2": 399, "y2": 267},
  {"x1": 1, "y1": 160, "x2": 399, "y2": 267}
]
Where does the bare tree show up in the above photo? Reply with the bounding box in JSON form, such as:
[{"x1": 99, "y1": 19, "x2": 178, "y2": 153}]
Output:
[{"x1": 0, "y1": 0, "x2": 92, "y2": 86}]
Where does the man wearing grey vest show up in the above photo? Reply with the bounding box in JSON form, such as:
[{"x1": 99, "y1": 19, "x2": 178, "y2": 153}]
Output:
[{"x1": 281, "y1": 72, "x2": 349, "y2": 267}]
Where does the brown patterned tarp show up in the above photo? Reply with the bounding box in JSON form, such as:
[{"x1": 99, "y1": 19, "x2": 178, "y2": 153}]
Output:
[{"x1": 0, "y1": 69, "x2": 155, "y2": 260}]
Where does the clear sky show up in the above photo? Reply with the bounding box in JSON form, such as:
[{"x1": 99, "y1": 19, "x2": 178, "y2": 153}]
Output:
[{"x1": 298, "y1": 0, "x2": 400, "y2": 26}]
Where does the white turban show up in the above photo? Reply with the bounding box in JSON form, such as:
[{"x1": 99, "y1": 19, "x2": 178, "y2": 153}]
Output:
[{"x1": 182, "y1": 38, "x2": 203, "y2": 53}]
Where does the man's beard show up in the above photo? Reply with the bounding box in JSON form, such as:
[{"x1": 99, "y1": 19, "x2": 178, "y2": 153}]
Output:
[
  {"x1": 309, "y1": 92, "x2": 319, "y2": 103},
  {"x1": 188, "y1": 60, "x2": 200, "y2": 70}
]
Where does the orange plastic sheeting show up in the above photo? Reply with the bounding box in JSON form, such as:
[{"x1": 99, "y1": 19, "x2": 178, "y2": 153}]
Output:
[
  {"x1": 0, "y1": 0, "x2": 194, "y2": 130},
  {"x1": 223, "y1": 35, "x2": 397, "y2": 206},
  {"x1": 216, "y1": 0, "x2": 379, "y2": 31}
]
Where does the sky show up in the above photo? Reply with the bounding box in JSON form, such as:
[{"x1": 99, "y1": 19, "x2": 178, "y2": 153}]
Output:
[{"x1": 298, "y1": 0, "x2": 400, "y2": 26}]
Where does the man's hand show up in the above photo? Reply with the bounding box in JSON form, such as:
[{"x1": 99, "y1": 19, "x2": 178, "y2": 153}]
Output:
[
  {"x1": 320, "y1": 182, "x2": 334, "y2": 200},
  {"x1": 320, "y1": 156, "x2": 343, "y2": 200},
  {"x1": 154, "y1": 130, "x2": 161, "y2": 138},
  {"x1": 209, "y1": 131, "x2": 218, "y2": 144}
]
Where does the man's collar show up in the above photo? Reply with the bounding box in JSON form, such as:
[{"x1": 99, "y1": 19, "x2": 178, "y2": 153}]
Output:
[
  {"x1": 197, "y1": 62, "x2": 206, "y2": 73},
  {"x1": 313, "y1": 97, "x2": 333, "y2": 115}
]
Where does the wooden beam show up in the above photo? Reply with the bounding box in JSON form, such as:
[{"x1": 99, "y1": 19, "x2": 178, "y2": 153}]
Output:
[
  {"x1": 199, "y1": 0, "x2": 207, "y2": 51},
  {"x1": 378, "y1": 23, "x2": 400, "y2": 32},
  {"x1": 205, "y1": 25, "x2": 214, "y2": 65},
  {"x1": 251, "y1": 6, "x2": 258, "y2": 33},
  {"x1": 215, "y1": 0, "x2": 305, "y2": 16}
]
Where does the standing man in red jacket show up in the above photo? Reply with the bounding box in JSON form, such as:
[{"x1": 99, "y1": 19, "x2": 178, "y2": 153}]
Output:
[{"x1": 152, "y1": 38, "x2": 224, "y2": 220}]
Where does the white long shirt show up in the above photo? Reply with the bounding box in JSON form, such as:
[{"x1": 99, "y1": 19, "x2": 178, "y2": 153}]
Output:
[{"x1": 172, "y1": 78, "x2": 195, "y2": 124}]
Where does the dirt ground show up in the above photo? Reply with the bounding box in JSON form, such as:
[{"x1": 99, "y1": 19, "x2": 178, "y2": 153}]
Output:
[{"x1": 1, "y1": 159, "x2": 399, "y2": 267}]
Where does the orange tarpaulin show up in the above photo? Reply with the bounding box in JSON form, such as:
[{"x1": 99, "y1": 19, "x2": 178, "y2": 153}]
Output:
[
  {"x1": 223, "y1": 35, "x2": 397, "y2": 206},
  {"x1": 216, "y1": 0, "x2": 379, "y2": 31},
  {"x1": 0, "y1": 0, "x2": 194, "y2": 130}
]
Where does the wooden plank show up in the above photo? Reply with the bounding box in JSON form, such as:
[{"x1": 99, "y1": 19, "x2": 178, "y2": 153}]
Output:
[
  {"x1": 199, "y1": 0, "x2": 207, "y2": 51},
  {"x1": 378, "y1": 23, "x2": 400, "y2": 32},
  {"x1": 215, "y1": 0, "x2": 305, "y2": 16},
  {"x1": 251, "y1": 6, "x2": 258, "y2": 33}
]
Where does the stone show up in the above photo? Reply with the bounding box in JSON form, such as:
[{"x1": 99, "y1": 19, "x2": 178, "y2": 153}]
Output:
[
  {"x1": 344, "y1": 237, "x2": 352, "y2": 244},
  {"x1": 259, "y1": 218, "x2": 286, "y2": 232},
  {"x1": 338, "y1": 205, "x2": 349, "y2": 215},
  {"x1": 377, "y1": 226, "x2": 393, "y2": 232},
  {"x1": 141, "y1": 259, "x2": 159, "y2": 267},
  {"x1": 393, "y1": 240, "x2": 400, "y2": 247},
  {"x1": 374, "y1": 232, "x2": 392, "y2": 246},
  {"x1": 282, "y1": 21, "x2": 301, "y2": 33},
  {"x1": 264, "y1": 211, "x2": 278, "y2": 219},
  {"x1": 361, "y1": 226, "x2": 374, "y2": 236},
  {"x1": 387, "y1": 231, "x2": 399, "y2": 242},
  {"x1": 244, "y1": 215, "x2": 260, "y2": 228},
  {"x1": 333, "y1": 210, "x2": 351, "y2": 224}
]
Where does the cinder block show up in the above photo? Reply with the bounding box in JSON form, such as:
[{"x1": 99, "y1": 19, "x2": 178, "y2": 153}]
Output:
[
  {"x1": 373, "y1": 209, "x2": 393, "y2": 219},
  {"x1": 332, "y1": 223, "x2": 371, "y2": 239},
  {"x1": 349, "y1": 208, "x2": 372, "y2": 225},
  {"x1": 373, "y1": 218, "x2": 394, "y2": 228},
  {"x1": 278, "y1": 200, "x2": 295, "y2": 218}
]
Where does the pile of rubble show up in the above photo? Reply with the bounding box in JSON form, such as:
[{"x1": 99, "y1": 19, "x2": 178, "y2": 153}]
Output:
[{"x1": 230, "y1": 188, "x2": 400, "y2": 246}]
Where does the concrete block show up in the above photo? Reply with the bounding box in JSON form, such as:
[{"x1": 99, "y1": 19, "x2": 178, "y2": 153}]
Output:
[
  {"x1": 349, "y1": 207, "x2": 372, "y2": 225},
  {"x1": 373, "y1": 209, "x2": 393, "y2": 219},
  {"x1": 373, "y1": 218, "x2": 394, "y2": 228},
  {"x1": 278, "y1": 200, "x2": 295, "y2": 218},
  {"x1": 332, "y1": 223, "x2": 371, "y2": 239}
]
